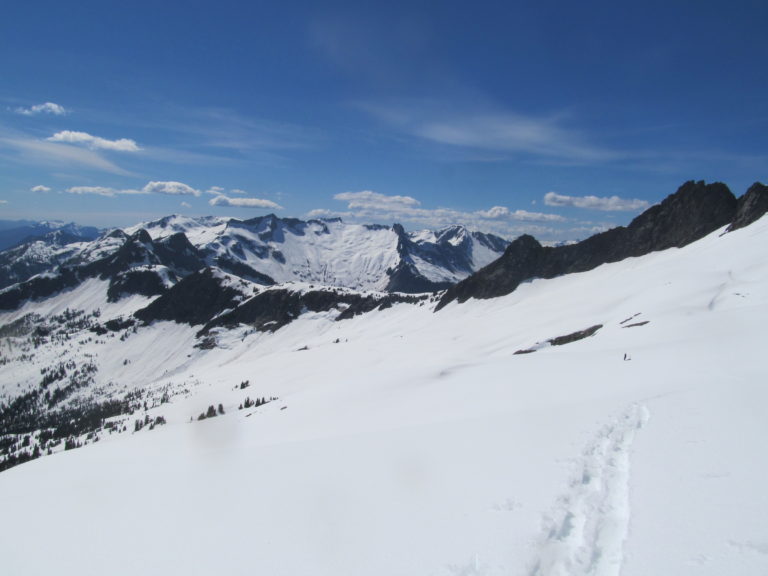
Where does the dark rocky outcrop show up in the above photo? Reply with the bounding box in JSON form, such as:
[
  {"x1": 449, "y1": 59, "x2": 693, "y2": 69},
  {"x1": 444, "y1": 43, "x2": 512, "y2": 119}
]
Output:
[
  {"x1": 199, "y1": 289, "x2": 426, "y2": 335},
  {"x1": 437, "y1": 180, "x2": 739, "y2": 310},
  {"x1": 514, "y1": 324, "x2": 603, "y2": 354},
  {"x1": 385, "y1": 261, "x2": 454, "y2": 293},
  {"x1": 0, "y1": 268, "x2": 82, "y2": 310},
  {"x1": 200, "y1": 289, "x2": 339, "y2": 333},
  {"x1": 213, "y1": 256, "x2": 276, "y2": 286},
  {"x1": 82, "y1": 230, "x2": 204, "y2": 280},
  {"x1": 549, "y1": 324, "x2": 603, "y2": 346},
  {"x1": 153, "y1": 232, "x2": 205, "y2": 274},
  {"x1": 134, "y1": 268, "x2": 244, "y2": 326},
  {"x1": 727, "y1": 182, "x2": 768, "y2": 232},
  {"x1": 106, "y1": 269, "x2": 173, "y2": 302}
]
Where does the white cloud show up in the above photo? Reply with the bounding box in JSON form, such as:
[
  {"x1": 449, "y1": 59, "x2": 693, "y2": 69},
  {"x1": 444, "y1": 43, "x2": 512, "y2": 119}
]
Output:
[
  {"x1": 475, "y1": 206, "x2": 510, "y2": 219},
  {"x1": 544, "y1": 191, "x2": 650, "y2": 211},
  {"x1": 47, "y1": 131, "x2": 140, "y2": 152},
  {"x1": 142, "y1": 181, "x2": 200, "y2": 197},
  {"x1": 334, "y1": 190, "x2": 421, "y2": 210},
  {"x1": 0, "y1": 200, "x2": 7, "y2": 205},
  {"x1": 180, "y1": 201, "x2": 192, "y2": 209},
  {"x1": 15, "y1": 102, "x2": 67, "y2": 116},
  {"x1": 229, "y1": 188, "x2": 248, "y2": 195},
  {"x1": 508, "y1": 209, "x2": 565, "y2": 222},
  {"x1": 475, "y1": 206, "x2": 565, "y2": 222},
  {"x1": 209, "y1": 195, "x2": 283, "y2": 209},
  {"x1": 62, "y1": 180, "x2": 204, "y2": 199},
  {"x1": 30, "y1": 185, "x2": 51, "y2": 193},
  {"x1": 311, "y1": 189, "x2": 569, "y2": 239}
]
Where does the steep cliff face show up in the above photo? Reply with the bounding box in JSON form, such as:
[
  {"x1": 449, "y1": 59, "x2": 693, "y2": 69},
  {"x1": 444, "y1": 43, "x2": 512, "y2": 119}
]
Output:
[
  {"x1": 436, "y1": 181, "x2": 742, "y2": 310},
  {"x1": 728, "y1": 182, "x2": 768, "y2": 232}
]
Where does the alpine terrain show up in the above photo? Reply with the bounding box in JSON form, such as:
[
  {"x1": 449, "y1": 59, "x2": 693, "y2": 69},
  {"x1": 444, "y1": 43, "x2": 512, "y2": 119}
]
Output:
[{"x1": 0, "y1": 180, "x2": 767, "y2": 576}]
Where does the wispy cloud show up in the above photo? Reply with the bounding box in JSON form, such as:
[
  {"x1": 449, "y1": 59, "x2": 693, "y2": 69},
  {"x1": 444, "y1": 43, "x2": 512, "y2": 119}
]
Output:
[
  {"x1": 15, "y1": 102, "x2": 67, "y2": 116},
  {"x1": 30, "y1": 185, "x2": 51, "y2": 193},
  {"x1": 47, "y1": 130, "x2": 140, "y2": 152},
  {"x1": 361, "y1": 101, "x2": 622, "y2": 164},
  {"x1": 209, "y1": 194, "x2": 283, "y2": 210},
  {"x1": 135, "y1": 107, "x2": 322, "y2": 162},
  {"x1": 0, "y1": 135, "x2": 130, "y2": 174},
  {"x1": 310, "y1": 189, "x2": 567, "y2": 239},
  {"x1": 180, "y1": 201, "x2": 192, "y2": 209},
  {"x1": 66, "y1": 186, "x2": 146, "y2": 197},
  {"x1": 67, "y1": 186, "x2": 122, "y2": 197},
  {"x1": 0, "y1": 200, "x2": 8, "y2": 205},
  {"x1": 544, "y1": 191, "x2": 649, "y2": 211}
]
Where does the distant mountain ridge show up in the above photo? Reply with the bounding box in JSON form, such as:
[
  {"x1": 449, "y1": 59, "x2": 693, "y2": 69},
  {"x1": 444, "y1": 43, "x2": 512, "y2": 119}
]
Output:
[
  {"x1": 128, "y1": 214, "x2": 510, "y2": 292},
  {"x1": 0, "y1": 215, "x2": 510, "y2": 314},
  {"x1": 0, "y1": 223, "x2": 103, "y2": 290},
  {"x1": 0, "y1": 220, "x2": 100, "y2": 252}
]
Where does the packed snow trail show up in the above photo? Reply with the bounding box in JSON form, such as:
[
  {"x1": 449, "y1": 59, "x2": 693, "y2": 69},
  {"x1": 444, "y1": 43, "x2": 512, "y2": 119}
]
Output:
[{"x1": 529, "y1": 404, "x2": 650, "y2": 576}]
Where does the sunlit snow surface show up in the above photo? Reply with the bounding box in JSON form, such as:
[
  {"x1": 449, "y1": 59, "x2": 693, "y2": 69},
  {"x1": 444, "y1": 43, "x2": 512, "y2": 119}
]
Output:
[{"x1": 1, "y1": 219, "x2": 767, "y2": 575}]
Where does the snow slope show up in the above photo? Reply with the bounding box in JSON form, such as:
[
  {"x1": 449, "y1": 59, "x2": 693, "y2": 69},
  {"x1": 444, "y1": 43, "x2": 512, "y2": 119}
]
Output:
[{"x1": 1, "y1": 218, "x2": 767, "y2": 575}]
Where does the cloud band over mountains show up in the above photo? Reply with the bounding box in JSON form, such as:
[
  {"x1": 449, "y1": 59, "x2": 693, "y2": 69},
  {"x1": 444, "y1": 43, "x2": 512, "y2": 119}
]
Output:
[{"x1": 544, "y1": 191, "x2": 650, "y2": 211}]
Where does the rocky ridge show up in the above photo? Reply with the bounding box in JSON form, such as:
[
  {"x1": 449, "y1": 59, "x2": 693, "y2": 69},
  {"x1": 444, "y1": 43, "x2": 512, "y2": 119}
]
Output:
[{"x1": 436, "y1": 181, "x2": 766, "y2": 310}]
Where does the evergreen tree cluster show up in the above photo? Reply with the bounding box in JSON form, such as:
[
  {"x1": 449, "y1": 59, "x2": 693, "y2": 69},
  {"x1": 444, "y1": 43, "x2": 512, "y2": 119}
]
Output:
[
  {"x1": 238, "y1": 396, "x2": 277, "y2": 410},
  {"x1": 133, "y1": 414, "x2": 167, "y2": 432},
  {"x1": 197, "y1": 404, "x2": 225, "y2": 420}
]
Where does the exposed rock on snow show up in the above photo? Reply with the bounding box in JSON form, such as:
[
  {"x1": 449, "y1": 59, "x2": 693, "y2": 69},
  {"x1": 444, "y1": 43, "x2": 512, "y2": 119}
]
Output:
[{"x1": 514, "y1": 324, "x2": 603, "y2": 354}]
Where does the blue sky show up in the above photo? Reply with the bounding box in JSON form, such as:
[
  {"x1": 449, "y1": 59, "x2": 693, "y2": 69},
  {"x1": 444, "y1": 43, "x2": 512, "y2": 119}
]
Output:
[{"x1": 1, "y1": 0, "x2": 766, "y2": 241}]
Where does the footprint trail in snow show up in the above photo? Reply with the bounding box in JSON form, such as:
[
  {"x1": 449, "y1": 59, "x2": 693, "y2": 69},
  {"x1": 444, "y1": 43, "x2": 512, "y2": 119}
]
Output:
[{"x1": 529, "y1": 404, "x2": 650, "y2": 576}]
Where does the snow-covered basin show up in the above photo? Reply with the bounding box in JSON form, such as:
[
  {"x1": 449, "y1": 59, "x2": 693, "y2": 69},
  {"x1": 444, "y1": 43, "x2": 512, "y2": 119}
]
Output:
[{"x1": 1, "y1": 218, "x2": 767, "y2": 575}]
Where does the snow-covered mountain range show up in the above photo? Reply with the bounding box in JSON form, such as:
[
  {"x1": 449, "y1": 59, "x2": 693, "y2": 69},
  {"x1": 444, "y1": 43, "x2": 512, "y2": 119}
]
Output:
[
  {"x1": 0, "y1": 214, "x2": 509, "y2": 305},
  {"x1": 0, "y1": 180, "x2": 767, "y2": 576},
  {"x1": 0, "y1": 220, "x2": 100, "y2": 253}
]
